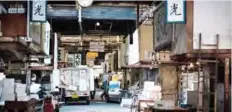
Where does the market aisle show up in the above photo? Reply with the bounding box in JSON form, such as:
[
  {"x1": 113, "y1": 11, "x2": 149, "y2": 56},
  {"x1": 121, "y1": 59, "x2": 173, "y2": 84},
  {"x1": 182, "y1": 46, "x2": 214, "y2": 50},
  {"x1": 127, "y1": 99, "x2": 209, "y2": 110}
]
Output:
[{"x1": 60, "y1": 101, "x2": 130, "y2": 112}]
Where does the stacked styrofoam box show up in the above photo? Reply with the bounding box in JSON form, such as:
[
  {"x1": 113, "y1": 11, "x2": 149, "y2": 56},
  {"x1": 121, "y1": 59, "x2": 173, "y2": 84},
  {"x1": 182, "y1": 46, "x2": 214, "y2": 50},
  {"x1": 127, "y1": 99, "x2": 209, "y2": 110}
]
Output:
[
  {"x1": 0, "y1": 80, "x2": 3, "y2": 101},
  {"x1": 15, "y1": 83, "x2": 26, "y2": 96},
  {"x1": 15, "y1": 83, "x2": 30, "y2": 101},
  {"x1": 142, "y1": 81, "x2": 162, "y2": 101},
  {"x1": 30, "y1": 83, "x2": 41, "y2": 94},
  {"x1": 2, "y1": 78, "x2": 15, "y2": 101},
  {"x1": 120, "y1": 98, "x2": 133, "y2": 108}
]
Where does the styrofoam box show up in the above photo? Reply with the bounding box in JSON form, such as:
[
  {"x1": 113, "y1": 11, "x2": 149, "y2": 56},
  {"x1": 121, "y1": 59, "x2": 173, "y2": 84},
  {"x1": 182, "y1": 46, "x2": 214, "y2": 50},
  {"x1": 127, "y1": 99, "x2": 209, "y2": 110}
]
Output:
[
  {"x1": 3, "y1": 79, "x2": 15, "y2": 94},
  {"x1": 3, "y1": 86, "x2": 14, "y2": 94},
  {"x1": 143, "y1": 81, "x2": 155, "y2": 91},
  {"x1": 15, "y1": 83, "x2": 26, "y2": 96},
  {"x1": 120, "y1": 98, "x2": 133, "y2": 108},
  {"x1": 17, "y1": 96, "x2": 30, "y2": 101},
  {"x1": 3, "y1": 79, "x2": 15, "y2": 87},
  {"x1": 15, "y1": 83, "x2": 26, "y2": 88},
  {"x1": 30, "y1": 83, "x2": 41, "y2": 93},
  {"x1": 30, "y1": 94, "x2": 40, "y2": 100},
  {"x1": 2, "y1": 93, "x2": 15, "y2": 101},
  {"x1": 16, "y1": 92, "x2": 27, "y2": 96}
]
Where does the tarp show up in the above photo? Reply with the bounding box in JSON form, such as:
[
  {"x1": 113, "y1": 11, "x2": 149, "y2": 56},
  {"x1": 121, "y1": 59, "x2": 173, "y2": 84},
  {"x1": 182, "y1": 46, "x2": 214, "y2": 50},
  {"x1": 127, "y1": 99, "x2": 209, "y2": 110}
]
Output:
[{"x1": 109, "y1": 81, "x2": 120, "y2": 89}]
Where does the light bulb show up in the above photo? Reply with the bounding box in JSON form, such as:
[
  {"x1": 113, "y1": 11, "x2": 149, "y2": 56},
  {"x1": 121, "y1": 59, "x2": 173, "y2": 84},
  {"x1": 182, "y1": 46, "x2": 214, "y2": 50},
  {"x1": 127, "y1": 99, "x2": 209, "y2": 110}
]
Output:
[
  {"x1": 96, "y1": 22, "x2": 100, "y2": 26},
  {"x1": 189, "y1": 63, "x2": 194, "y2": 68}
]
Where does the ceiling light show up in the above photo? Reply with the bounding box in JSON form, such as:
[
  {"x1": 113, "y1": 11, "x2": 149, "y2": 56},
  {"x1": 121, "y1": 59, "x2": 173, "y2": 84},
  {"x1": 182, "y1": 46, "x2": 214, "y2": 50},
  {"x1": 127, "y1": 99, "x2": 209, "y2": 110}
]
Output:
[
  {"x1": 189, "y1": 63, "x2": 194, "y2": 68},
  {"x1": 96, "y1": 22, "x2": 100, "y2": 26}
]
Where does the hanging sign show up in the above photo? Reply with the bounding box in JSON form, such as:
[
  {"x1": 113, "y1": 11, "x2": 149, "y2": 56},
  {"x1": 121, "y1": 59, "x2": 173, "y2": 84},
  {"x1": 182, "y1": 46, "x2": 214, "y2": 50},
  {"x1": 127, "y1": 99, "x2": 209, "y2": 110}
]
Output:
[
  {"x1": 8, "y1": 4, "x2": 25, "y2": 14},
  {"x1": 42, "y1": 22, "x2": 50, "y2": 55},
  {"x1": 31, "y1": 0, "x2": 47, "y2": 22},
  {"x1": 89, "y1": 42, "x2": 105, "y2": 52},
  {"x1": 166, "y1": 0, "x2": 186, "y2": 23}
]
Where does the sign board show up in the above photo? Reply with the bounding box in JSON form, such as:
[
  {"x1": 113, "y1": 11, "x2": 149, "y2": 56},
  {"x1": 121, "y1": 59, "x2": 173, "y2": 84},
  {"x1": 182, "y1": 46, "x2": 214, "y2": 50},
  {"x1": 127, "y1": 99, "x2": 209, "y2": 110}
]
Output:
[
  {"x1": 42, "y1": 22, "x2": 50, "y2": 55},
  {"x1": 112, "y1": 75, "x2": 119, "y2": 81},
  {"x1": 67, "y1": 54, "x2": 75, "y2": 67},
  {"x1": 19, "y1": 37, "x2": 32, "y2": 42},
  {"x1": 86, "y1": 52, "x2": 98, "y2": 59},
  {"x1": 166, "y1": 0, "x2": 186, "y2": 23},
  {"x1": 89, "y1": 42, "x2": 105, "y2": 52},
  {"x1": 32, "y1": 0, "x2": 47, "y2": 22},
  {"x1": 58, "y1": 47, "x2": 66, "y2": 62},
  {"x1": 74, "y1": 54, "x2": 82, "y2": 67},
  {"x1": 8, "y1": 4, "x2": 25, "y2": 14}
]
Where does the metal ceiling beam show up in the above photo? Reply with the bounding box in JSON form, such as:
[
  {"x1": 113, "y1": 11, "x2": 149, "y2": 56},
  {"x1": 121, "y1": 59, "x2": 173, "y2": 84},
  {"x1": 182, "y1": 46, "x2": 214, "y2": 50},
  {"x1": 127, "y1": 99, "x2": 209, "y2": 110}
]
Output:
[{"x1": 60, "y1": 35, "x2": 124, "y2": 43}]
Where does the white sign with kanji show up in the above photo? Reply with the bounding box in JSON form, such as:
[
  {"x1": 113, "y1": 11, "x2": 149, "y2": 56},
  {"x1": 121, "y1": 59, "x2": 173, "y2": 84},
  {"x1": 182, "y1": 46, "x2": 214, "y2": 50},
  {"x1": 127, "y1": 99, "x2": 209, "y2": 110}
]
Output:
[
  {"x1": 166, "y1": 0, "x2": 185, "y2": 23},
  {"x1": 32, "y1": 0, "x2": 46, "y2": 22}
]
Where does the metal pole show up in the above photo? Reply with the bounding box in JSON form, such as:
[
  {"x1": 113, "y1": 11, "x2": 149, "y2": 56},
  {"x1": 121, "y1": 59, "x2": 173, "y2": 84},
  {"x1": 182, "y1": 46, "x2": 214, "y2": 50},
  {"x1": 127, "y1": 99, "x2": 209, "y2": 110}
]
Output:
[
  {"x1": 197, "y1": 33, "x2": 202, "y2": 111},
  {"x1": 25, "y1": 0, "x2": 31, "y2": 95},
  {"x1": 54, "y1": 33, "x2": 58, "y2": 70},
  {"x1": 224, "y1": 58, "x2": 230, "y2": 112},
  {"x1": 214, "y1": 34, "x2": 219, "y2": 112},
  {"x1": 27, "y1": 0, "x2": 30, "y2": 37}
]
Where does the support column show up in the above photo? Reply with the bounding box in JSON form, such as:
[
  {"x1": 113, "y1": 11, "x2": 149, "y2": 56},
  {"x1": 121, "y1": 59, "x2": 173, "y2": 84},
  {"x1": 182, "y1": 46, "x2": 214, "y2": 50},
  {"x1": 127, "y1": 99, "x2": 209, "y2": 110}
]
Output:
[
  {"x1": 224, "y1": 58, "x2": 230, "y2": 112},
  {"x1": 25, "y1": 0, "x2": 31, "y2": 95}
]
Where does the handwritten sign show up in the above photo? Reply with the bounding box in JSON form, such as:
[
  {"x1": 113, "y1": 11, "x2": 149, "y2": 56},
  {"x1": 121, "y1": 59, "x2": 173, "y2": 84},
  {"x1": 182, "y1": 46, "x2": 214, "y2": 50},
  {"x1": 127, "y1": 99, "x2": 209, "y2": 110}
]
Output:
[
  {"x1": 32, "y1": 0, "x2": 46, "y2": 22},
  {"x1": 166, "y1": 0, "x2": 186, "y2": 23}
]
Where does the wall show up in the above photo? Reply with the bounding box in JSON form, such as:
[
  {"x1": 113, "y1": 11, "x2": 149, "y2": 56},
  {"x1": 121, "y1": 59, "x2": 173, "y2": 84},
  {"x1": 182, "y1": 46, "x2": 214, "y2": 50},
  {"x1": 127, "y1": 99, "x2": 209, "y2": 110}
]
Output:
[
  {"x1": 193, "y1": 1, "x2": 232, "y2": 49},
  {"x1": 127, "y1": 29, "x2": 139, "y2": 65},
  {"x1": 0, "y1": 14, "x2": 27, "y2": 37},
  {"x1": 139, "y1": 25, "x2": 154, "y2": 60}
]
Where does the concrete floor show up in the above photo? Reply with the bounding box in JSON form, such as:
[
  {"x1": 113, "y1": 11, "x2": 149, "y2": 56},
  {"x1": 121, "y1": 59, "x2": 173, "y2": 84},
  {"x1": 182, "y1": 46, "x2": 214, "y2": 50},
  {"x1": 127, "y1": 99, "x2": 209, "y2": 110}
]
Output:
[{"x1": 60, "y1": 101, "x2": 130, "y2": 112}]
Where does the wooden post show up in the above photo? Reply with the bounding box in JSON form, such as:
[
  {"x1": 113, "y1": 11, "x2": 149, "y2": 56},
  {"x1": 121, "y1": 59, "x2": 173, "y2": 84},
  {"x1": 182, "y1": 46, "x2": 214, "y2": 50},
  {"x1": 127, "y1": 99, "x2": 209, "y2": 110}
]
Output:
[{"x1": 224, "y1": 58, "x2": 230, "y2": 112}]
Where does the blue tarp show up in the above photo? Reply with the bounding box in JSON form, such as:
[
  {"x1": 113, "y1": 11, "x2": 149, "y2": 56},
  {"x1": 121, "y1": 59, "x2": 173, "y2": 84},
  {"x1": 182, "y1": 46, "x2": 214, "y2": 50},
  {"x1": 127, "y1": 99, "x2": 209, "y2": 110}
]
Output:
[{"x1": 109, "y1": 81, "x2": 120, "y2": 89}]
